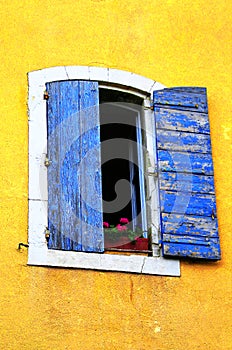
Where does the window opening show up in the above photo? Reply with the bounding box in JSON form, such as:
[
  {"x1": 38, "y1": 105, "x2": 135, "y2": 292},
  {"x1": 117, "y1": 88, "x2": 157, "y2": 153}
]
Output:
[{"x1": 100, "y1": 89, "x2": 148, "y2": 251}]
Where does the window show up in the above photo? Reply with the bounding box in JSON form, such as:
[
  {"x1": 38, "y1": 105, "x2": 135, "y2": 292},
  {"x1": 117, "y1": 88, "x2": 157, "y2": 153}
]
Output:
[
  {"x1": 99, "y1": 90, "x2": 148, "y2": 250},
  {"x1": 28, "y1": 66, "x2": 220, "y2": 276}
]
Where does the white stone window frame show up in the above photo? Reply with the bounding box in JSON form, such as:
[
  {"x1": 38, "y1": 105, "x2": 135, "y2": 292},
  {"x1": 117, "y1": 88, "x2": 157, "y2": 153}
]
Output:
[{"x1": 28, "y1": 66, "x2": 180, "y2": 276}]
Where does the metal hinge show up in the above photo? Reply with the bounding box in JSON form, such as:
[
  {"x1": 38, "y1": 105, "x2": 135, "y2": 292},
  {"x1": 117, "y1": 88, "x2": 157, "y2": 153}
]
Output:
[
  {"x1": 45, "y1": 228, "x2": 50, "y2": 243},
  {"x1": 147, "y1": 170, "x2": 159, "y2": 178},
  {"x1": 211, "y1": 209, "x2": 216, "y2": 220},
  {"x1": 43, "y1": 91, "x2": 49, "y2": 100},
  {"x1": 143, "y1": 99, "x2": 154, "y2": 111},
  {"x1": 144, "y1": 105, "x2": 154, "y2": 111},
  {"x1": 44, "y1": 156, "x2": 52, "y2": 167}
]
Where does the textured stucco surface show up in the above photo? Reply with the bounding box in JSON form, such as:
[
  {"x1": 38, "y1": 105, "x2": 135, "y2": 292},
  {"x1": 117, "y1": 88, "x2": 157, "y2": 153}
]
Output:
[{"x1": 0, "y1": 0, "x2": 231, "y2": 349}]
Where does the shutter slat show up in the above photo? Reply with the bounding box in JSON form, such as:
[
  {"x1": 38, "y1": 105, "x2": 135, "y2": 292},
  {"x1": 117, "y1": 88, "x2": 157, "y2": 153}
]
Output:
[
  {"x1": 154, "y1": 87, "x2": 208, "y2": 113},
  {"x1": 155, "y1": 108, "x2": 210, "y2": 134},
  {"x1": 160, "y1": 172, "x2": 215, "y2": 194},
  {"x1": 157, "y1": 130, "x2": 211, "y2": 153},
  {"x1": 163, "y1": 241, "x2": 220, "y2": 260},
  {"x1": 78, "y1": 81, "x2": 103, "y2": 252},
  {"x1": 162, "y1": 234, "x2": 219, "y2": 245},
  {"x1": 59, "y1": 81, "x2": 80, "y2": 250},
  {"x1": 47, "y1": 81, "x2": 104, "y2": 252},
  {"x1": 167, "y1": 87, "x2": 207, "y2": 94},
  {"x1": 161, "y1": 213, "x2": 218, "y2": 237},
  {"x1": 158, "y1": 150, "x2": 214, "y2": 175},
  {"x1": 154, "y1": 87, "x2": 221, "y2": 260},
  {"x1": 160, "y1": 191, "x2": 216, "y2": 217}
]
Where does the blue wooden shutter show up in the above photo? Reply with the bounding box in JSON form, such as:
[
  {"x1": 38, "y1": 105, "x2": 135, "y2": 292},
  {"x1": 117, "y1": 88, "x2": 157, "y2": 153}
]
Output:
[
  {"x1": 154, "y1": 87, "x2": 221, "y2": 259},
  {"x1": 46, "y1": 81, "x2": 104, "y2": 252}
]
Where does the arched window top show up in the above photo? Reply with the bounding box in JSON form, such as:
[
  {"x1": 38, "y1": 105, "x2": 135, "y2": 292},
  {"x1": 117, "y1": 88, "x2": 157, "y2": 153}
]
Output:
[{"x1": 28, "y1": 66, "x2": 165, "y2": 96}]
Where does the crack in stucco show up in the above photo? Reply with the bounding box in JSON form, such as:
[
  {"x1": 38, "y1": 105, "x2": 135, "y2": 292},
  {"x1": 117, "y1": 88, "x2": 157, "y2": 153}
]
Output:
[
  {"x1": 140, "y1": 257, "x2": 146, "y2": 273},
  {"x1": 64, "y1": 66, "x2": 70, "y2": 80},
  {"x1": 129, "y1": 276, "x2": 134, "y2": 303}
]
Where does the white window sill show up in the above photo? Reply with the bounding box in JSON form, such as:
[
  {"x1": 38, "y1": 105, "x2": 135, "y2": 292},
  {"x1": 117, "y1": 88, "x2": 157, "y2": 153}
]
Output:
[{"x1": 28, "y1": 244, "x2": 180, "y2": 276}]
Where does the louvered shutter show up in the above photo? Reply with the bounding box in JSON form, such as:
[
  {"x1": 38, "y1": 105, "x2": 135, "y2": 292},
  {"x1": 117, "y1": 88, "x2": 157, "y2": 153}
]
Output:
[
  {"x1": 46, "y1": 81, "x2": 104, "y2": 252},
  {"x1": 154, "y1": 87, "x2": 221, "y2": 259}
]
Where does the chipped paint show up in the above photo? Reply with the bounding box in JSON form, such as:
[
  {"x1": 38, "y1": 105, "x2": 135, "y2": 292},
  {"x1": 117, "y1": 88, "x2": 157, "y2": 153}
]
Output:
[{"x1": 154, "y1": 88, "x2": 220, "y2": 260}]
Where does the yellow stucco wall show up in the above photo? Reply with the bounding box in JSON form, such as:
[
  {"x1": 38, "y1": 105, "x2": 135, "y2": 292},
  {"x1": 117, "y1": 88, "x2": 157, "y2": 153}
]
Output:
[{"x1": 0, "y1": 1, "x2": 231, "y2": 349}]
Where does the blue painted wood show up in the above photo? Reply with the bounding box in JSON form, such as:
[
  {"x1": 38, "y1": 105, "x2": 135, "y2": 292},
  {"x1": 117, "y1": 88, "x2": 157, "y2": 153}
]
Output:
[
  {"x1": 162, "y1": 241, "x2": 220, "y2": 260},
  {"x1": 154, "y1": 87, "x2": 221, "y2": 260},
  {"x1": 161, "y1": 213, "x2": 218, "y2": 237},
  {"x1": 162, "y1": 234, "x2": 219, "y2": 245},
  {"x1": 159, "y1": 172, "x2": 215, "y2": 194},
  {"x1": 157, "y1": 130, "x2": 211, "y2": 153},
  {"x1": 160, "y1": 191, "x2": 216, "y2": 216},
  {"x1": 76, "y1": 81, "x2": 103, "y2": 252},
  {"x1": 167, "y1": 87, "x2": 207, "y2": 94},
  {"x1": 155, "y1": 108, "x2": 210, "y2": 134},
  {"x1": 154, "y1": 87, "x2": 208, "y2": 113},
  {"x1": 47, "y1": 81, "x2": 75, "y2": 250},
  {"x1": 47, "y1": 81, "x2": 104, "y2": 252},
  {"x1": 158, "y1": 150, "x2": 214, "y2": 175}
]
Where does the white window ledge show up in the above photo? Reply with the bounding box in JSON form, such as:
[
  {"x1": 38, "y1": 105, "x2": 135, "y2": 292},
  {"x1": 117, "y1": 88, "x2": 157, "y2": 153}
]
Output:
[
  {"x1": 28, "y1": 66, "x2": 180, "y2": 277},
  {"x1": 28, "y1": 244, "x2": 180, "y2": 276}
]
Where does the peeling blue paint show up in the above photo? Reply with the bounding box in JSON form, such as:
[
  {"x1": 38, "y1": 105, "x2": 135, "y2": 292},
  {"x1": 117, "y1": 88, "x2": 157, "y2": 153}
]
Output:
[
  {"x1": 160, "y1": 172, "x2": 215, "y2": 194},
  {"x1": 154, "y1": 87, "x2": 221, "y2": 260},
  {"x1": 47, "y1": 81, "x2": 104, "y2": 252},
  {"x1": 155, "y1": 108, "x2": 210, "y2": 134},
  {"x1": 154, "y1": 87, "x2": 208, "y2": 113},
  {"x1": 158, "y1": 150, "x2": 214, "y2": 175}
]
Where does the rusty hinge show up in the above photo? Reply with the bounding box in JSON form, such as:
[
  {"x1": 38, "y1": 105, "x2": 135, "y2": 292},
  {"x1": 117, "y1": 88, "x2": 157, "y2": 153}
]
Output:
[
  {"x1": 43, "y1": 91, "x2": 49, "y2": 100},
  {"x1": 144, "y1": 105, "x2": 154, "y2": 111},
  {"x1": 44, "y1": 156, "x2": 52, "y2": 167},
  {"x1": 45, "y1": 228, "x2": 50, "y2": 243}
]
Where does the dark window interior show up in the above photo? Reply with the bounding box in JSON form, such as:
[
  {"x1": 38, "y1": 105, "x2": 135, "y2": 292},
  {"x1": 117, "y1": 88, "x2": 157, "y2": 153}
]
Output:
[{"x1": 100, "y1": 89, "x2": 143, "y2": 227}]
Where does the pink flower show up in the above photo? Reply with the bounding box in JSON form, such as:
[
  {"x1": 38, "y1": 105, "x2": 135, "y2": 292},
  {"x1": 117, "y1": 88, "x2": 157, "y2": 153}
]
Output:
[
  {"x1": 103, "y1": 222, "x2": 109, "y2": 228},
  {"x1": 116, "y1": 224, "x2": 128, "y2": 231},
  {"x1": 119, "y1": 218, "x2": 129, "y2": 224}
]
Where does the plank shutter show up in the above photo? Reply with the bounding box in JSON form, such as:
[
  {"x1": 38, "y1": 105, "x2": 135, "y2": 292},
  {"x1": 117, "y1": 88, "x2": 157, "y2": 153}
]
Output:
[
  {"x1": 154, "y1": 87, "x2": 221, "y2": 259},
  {"x1": 46, "y1": 81, "x2": 104, "y2": 252}
]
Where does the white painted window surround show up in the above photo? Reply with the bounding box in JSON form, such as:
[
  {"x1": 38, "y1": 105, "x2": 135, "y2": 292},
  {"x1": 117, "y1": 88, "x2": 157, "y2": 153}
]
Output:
[{"x1": 28, "y1": 66, "x2": 180, "y2": 276}]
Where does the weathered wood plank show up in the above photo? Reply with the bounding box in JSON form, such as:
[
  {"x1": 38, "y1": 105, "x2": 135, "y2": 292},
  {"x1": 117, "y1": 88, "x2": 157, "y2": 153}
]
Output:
[
  {"x1": 160, "y1": 190, "x2": 216, "y2": 216},
  {"x1": 47, "y1": 82, "x2": 66, "y2": 250},
  {"x1": 157, "y1": 130, "x2": 211, "y2": 153},
  {"x1": 59, "y1": 81, "x2": 81, "y2": 251},
  {"x1": 155, "y1": 107, "x2": 210, "y2": 134},
  {"x1": 167, "y1": 87, "x2": 207, "y2": 94},
  {"x1": 78, "y1": 81, "x2": 104, "y2": 252},
  {"x1": 159, "y1": 172, "x2": 215, "y2": 194},
  {"x1": 162, "y1": 234, "x2": 219, "y2": 245},
  {"x1": 162, "y1": 241, "x2": 221, "y2": 260},
  {"x1": 161, "y1": 213, "x2": 218, "y2": 237},
  {"x1": 158, "y1": 150, "x2": 214, "y2": 175},
  {"x1": 154, "y1": 87, "x2": 208, "y2": 113}
]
